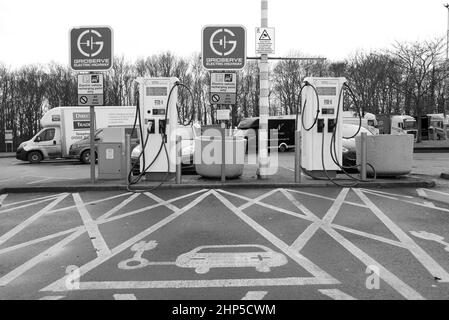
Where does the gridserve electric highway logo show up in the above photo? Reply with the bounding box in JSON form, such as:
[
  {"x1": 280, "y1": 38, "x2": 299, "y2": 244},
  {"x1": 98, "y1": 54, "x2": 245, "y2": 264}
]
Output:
[
  {"x1": 202, "y1": 25, "x2": 246, "y2": 70},
  {"x1": 70, "y1": 26, "x2": 113, "y2": 71}
]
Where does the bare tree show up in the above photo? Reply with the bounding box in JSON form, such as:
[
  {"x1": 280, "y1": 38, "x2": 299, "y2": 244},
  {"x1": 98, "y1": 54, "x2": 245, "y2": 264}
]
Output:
[{"x1": 391, "y1": 38, "x2": 449, "y2": 142}]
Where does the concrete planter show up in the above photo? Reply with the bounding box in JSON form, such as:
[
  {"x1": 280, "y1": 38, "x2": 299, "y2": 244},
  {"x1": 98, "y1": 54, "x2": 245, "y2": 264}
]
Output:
[
  {"x1": 194, "y1": 136, "x2": 246, "y2": 179},
  {"x1": 356, "y1": 134, "x2": 414, "y2": 176}
]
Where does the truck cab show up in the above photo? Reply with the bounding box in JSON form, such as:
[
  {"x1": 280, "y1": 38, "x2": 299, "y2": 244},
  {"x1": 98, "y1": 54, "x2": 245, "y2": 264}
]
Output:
[{"x1": 391, "y1": 115, "x2": 417, "y2": 141}]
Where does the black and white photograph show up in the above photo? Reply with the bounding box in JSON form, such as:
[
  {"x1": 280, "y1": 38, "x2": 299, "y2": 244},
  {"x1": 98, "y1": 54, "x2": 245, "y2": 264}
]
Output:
[{"x1": 0, "y1": 0, "x2": 449, "y2": 312}]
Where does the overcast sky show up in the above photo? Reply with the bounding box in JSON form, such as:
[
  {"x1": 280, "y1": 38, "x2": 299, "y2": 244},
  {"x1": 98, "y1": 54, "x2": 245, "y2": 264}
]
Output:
[{"x1": 0, "y1": 0, "x2": 447, "y2": 68}]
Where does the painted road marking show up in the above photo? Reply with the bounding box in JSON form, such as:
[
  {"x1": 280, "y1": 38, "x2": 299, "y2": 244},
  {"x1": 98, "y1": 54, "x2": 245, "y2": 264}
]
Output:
[
  {"x1": 49, "y1": 277, "x2": 336, "y2": 291},
  {"x1": 0, "y1": 228, "x2": 85, "y2": 287},
  {"x1": 0, "y1": 193, "x2": 66, "y2": 208},
  {"x1": 286, "y1": 188, "x2": 368, "y2": 209},
  {"x1": 219, "y1": 188, "x2": 425, "y2": 299},
  {"x1": 320, "y1": 223, "x2": 425, "y2": 300},
  {"x1": 290, "y1": 189, "x2": 349, "y2": 252},
  {"x1": 219, "y1": 189, "x2": 403, "y2": 249},
  {"x1": 41, "y1": 190, "x2": 213, "y2": 292},
  {"x1": 360, "y1": 188, "x2": 414, "y2": 199},
  {"x1": 118, "y1": 240, "x2": 175, "y2": 270},
  {"x1": 355, "y1": 189, "x2": 449, "y2": 283},
  {"x1": 410, "y1": 231, "x2": 449, "y2": 252},
  {"x1": 0, "y1": 194, "x2": 7, "y2": 206},
  {"x1": 213, "y1": 190, "x2": 339, "y2": 284},
  {"x1": 415, "y1": 189, "x2": 436, "y2": 208},
  {"x1": 242, "y1": 291, "x2": 267, "y2": 300},
  {"x1": 39, "y1": 295, "x2": 65, "y2": 300},
  {"x1": 113, "y1": 293, "x2": 137, "y2": 300},
  {"x1": 175, "y1": 244, "x2": 288, "y2": 274},
  {"x1": 0, "y1": 190, "x2": 208, "y2": 257},
  {"x1": 0, "y1": 227, "x2": 82, "y2": 256},
  {"x1": 101, "y1": 193, "x2": 140, "y2": 220},
  {"x1": 361, "y1": 189, "x2": 449, "y2": 214},
  {"x1": 73, "y1": 193, "x2": 111, "y2": 257},
  {"x1": 0, "y1": 194, "x2": 68, "y2": 246},
  {"x1": 318, "y1": 289, "x2": 356, "y2": 300},
  {"x1": 0, "y1": 196, "x2": 66, "y2": 214}
]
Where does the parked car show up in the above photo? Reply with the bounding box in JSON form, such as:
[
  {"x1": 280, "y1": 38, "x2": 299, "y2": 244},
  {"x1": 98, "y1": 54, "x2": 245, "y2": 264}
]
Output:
[
  {"x1": 69, "y1": 127, "x2": 139, "y2": 164},
  {"x1": 341, "y1": 124, "x2": 373, "y2": 168},
  {"x1": 130, "y1": 124, "x2": 199, "y2": 175}
]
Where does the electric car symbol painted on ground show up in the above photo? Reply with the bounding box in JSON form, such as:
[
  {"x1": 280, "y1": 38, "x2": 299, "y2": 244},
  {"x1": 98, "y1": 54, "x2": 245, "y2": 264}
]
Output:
[{"x1": 175, "y1": 244, "x2": 288, "y2": 274}]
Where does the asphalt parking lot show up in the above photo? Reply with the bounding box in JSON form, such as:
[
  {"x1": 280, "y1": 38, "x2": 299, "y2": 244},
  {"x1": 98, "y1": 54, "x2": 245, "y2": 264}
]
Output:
[{"x1": 1, "y1": 187, "x2": 449, "y2": 300}]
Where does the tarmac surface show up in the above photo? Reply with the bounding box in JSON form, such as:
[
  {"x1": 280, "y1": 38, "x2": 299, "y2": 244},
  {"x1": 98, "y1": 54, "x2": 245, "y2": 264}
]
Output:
[{"x1": 1, "y1": 187, "x2": 449, "y2": 300}]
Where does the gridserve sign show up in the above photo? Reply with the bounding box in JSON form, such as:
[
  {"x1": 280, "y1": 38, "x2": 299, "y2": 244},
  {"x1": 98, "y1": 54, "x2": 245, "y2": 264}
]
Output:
[
  {"x1": 202, "y1": 25, "x2": 246, "y2": 70},
  {"x1": 70, "y1": 26, "x2": 113, "y2": 71}
]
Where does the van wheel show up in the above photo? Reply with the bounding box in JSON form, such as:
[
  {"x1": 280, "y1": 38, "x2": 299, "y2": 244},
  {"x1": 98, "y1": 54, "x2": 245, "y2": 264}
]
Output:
[
  {"x1": 279, "y1": 144, "x2": 287, "y2": 152},
  {"x1": 28, "y1": 151, "x2": 43, "y2": 163}
]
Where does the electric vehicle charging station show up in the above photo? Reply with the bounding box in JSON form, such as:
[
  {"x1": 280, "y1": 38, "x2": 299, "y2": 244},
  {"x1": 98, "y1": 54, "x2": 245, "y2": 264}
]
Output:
[
  {"x1": 301, "y1": 77, "x2": 346, "y2": 177},
  {"x1": 136, "y1": 77, "x2": 179, "y2": 181}
]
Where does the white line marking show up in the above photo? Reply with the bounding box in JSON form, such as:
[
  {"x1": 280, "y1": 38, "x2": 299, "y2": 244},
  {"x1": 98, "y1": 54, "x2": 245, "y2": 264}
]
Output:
[
  {"x1": 360, "y1": 188, "x2": 414, "y2": 199},
  {"x1": 144, "y1": 192, "x2": 179, "y2": 211},
  {"x1": 0, "y1": 194, "x2": 7, "y2": 206},
  {"x1": 212, "y1": 190, "x2": 339, "y2": 284},
  {"x1": 41, "y1": 190, "x2": 213, "y2": 293},
  {"x1": 0, "y1": 194, "x2": 68, "y2": 246},
  {"x1": 416, "y1": 189, "x2": 427, "y2": 198},
  {"x1": 423, "y1": 189, "x2": 449, "y2": 196},
  {"x1": 0, "y1": 190, "x2": 208, "y2": 256},
  {"x1": 286, "y1": 188, "x2": 368, "y2": 209},
  {"x1": 318, "y1": 289, "x2": 356, "y2": 300},
  {"x1": 0, "y1": 196, "x2": 66, "y2": 214},
  {"x1": 100, "y1": 193, "x2": 140, "y2": 220},
  {"x1": 320, "y1": 223, "x2": 425, "y2": 300},
  {"x1": 360, "y1": 189, "x2": 449, "y2": 214},
  {"x1": 73, "y1": 193, "x2": 111, "y2": 257},
  {"x1": 354, "y1": 189, "x2": 449, "y2": 283},
  {"x1": 113, "y1": 293, "x2": 137, "y2": 300},
  {"x1": 279, "y1": 189, "x2": 316, "y2": 218},
  {"x1": 242, "y1": 291, "x2": 268, "y2": 300},
  {"x1": 48, "y1": 192, "x2": 133, "y2": 215},
  {"x1": 39, "y1": 295, "x2": 65, "y2": 300},
  {"x1": 220, "y1": 189, "x2": 404, "y2": 249},
  {"x1": 331, "y1": 224, "x2": 406, "y2": 248},
  {"x1": 27, "y1": 178, "x2": 51, "y2": 185},
  {"x1": 290, "y1": 189, "x2": 348, "y2": 252},
  {"x1": 0, "y1": 228, "x2": 85, "y2": 287},
  {"x1": 0, "y1": 193, "x2": 66, "y2": 208},
  {"x1": 0, "y1": 226, "x2": 82, "y2": 256},
  {"x1": 48, "y1": 277, "x2": 337, "y2": 291},
  {"x1": 415, "y1": 189, "x2": 437, "y2": 208}
]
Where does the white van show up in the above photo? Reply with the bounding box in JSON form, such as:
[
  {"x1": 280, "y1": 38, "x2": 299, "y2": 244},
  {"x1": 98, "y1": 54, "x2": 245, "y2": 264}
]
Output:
[{"x1": 16, "y1": 106, "x2": 136, "y2": 163}]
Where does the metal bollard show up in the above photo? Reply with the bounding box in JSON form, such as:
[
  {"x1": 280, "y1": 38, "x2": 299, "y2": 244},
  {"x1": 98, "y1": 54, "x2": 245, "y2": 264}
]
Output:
[
  {"x1": 125, "y1": 134, "x2": 131, "y2": 182},
  {"x1": 360, "y1": 132, "x2": 367, "y2": 181},
  {"x1": 295, "y1": 131, "x2": 302, "y2": 183},
  {"x1": 176, "y1": 135, "x2": 182, "y2": 184}
]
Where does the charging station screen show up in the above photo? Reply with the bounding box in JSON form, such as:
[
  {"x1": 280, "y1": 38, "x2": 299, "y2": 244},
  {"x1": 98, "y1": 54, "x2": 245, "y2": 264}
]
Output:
[
  {"x1": 316, "y1": 87, "x2": 336, "y2": 96},
  {"x1": 146, "y1": 87, "x2": 167, "y2": 96}
]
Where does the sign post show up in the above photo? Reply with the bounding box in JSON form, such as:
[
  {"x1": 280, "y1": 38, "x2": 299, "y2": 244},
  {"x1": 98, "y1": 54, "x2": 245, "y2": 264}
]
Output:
[
  {"x1": 5, "y1": 129, "x2": 13, "y2": 152},
  {"x1": 70, "y1": 26, "x2": 113, "y2": 184}
]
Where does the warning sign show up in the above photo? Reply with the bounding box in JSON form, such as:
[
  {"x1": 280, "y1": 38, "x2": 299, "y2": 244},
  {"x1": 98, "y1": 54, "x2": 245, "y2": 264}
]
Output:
[{"x1": 255, "y1": 27, "x2": 275, "y2": 55}]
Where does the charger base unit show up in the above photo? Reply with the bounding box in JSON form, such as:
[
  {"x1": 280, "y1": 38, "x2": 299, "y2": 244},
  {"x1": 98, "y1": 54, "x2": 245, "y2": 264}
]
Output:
[
  {"x1": 301, "y1": 77, "x2": 346, "y2": 175},
  {"x1": 137, "y1": 77, "x2": 179, "y2": 179}
]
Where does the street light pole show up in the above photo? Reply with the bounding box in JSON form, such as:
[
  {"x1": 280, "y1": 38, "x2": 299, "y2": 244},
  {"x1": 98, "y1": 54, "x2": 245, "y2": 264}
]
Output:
[
  {"x1": 257, "y1": 0, "x2": 269, "y2": 179},
  {"x1": 444, "y1": 4, "x2": 449, "y2": 118}
]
